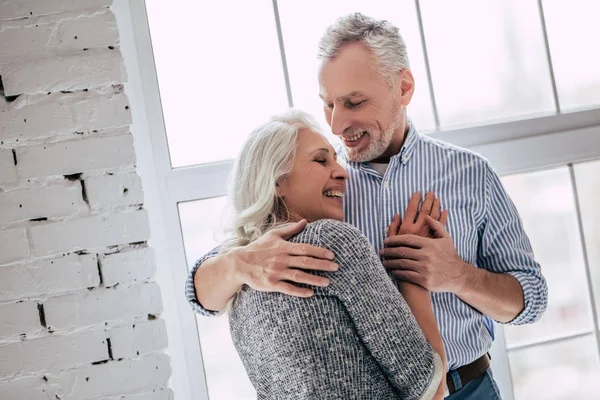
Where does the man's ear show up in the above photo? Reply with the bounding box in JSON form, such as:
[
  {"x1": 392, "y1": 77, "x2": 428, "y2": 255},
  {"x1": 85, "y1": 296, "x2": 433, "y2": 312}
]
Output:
[{"x1": 395, "y1": 68, "x2": 415, "y2": 107}]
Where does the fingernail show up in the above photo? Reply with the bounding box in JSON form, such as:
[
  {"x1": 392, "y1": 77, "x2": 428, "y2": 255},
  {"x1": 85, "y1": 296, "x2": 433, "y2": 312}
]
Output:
[
  {"x1": 331, "y1": 263, "x2": 339, "y2": 271},
  {"x1": 326, "y1": 251, "x2": 334, "y2": 259},
  {"x1": 383, "y1": 239, "x2": 389, "y2": 244}
]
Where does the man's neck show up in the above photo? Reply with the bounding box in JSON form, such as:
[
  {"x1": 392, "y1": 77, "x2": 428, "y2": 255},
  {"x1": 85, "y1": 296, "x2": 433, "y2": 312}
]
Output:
[{"x1": 370, "y1": 123, "x2": 410, "y2": 164}]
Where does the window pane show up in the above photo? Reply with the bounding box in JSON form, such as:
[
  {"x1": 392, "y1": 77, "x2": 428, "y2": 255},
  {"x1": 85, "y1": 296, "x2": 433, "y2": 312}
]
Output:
[
  {"x1": 146, "y1": 1, "x2": 289, "y2": 168},
  {"x1": 543, "y1": 0, "x2": 600, "y2": 111},
  {"x1": 278, "y1": 0, "x2": 436, "y2": 148},
  {"x1": 574, "y1": 159, "x2": 600, "y2": 319},
  {"x1": 420, "y1": 0, "x2": 555, "y2": 127},
  {"x1": 508, "y1": 335, "x2": 600, "y2": 400},
  {"x1": 501, "y1": 167, "x2": 594, "y2": 346},
  {"x1": 178, "y1": 197, "x2": 256, "y2": 400}
]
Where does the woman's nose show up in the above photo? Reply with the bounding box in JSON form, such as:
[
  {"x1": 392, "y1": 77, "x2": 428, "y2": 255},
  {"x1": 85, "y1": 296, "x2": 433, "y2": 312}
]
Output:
[{"x1": 332, "y1": 163, "x2": 349, "y2": 180}]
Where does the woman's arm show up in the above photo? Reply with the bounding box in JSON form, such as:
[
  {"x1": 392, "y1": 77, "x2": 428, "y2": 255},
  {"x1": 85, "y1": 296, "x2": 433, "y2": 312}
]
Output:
[
  {"x1": 317, "y1": 220, "x2": 443, "y2": 400},
  {"x1": 385, "y1": 195, "x2": 448, "y2": 398},
  {"x1": 398, "y1": 282, "x2": 447, "y2": 399}
]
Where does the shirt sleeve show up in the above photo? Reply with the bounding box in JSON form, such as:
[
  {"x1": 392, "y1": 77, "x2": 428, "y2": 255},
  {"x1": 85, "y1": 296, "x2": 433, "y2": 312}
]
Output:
[
  {"x1": 317, "y1": 220, "x2": 443, "y2": 400},
  {"x1": 185, "y1": 247, "x2": 224, "y2": 317},
  {"x1": 478, "y1": 162, "x2": 548, "y2": 325}
]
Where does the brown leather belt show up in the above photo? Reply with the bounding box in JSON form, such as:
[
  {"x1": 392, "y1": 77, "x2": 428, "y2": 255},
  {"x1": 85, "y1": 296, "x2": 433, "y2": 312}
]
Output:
[{"x1": 446, "y1": 353, "x2": 491, "y2": 395}]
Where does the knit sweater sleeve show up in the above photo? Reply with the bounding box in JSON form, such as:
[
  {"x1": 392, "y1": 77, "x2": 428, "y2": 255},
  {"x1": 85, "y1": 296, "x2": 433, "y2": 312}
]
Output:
[{"x1": 315, "y1": 219, "x2": 442, "y2": 400}]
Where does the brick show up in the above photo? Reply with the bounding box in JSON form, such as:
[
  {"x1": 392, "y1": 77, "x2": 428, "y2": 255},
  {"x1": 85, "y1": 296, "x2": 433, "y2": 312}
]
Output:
[
  {"x1": 0, "y1": 23, "x2": 54, "y2": 62},
  {"x1": 109, "y1": 319, "x2": 167, "y2": 359},
  {"x1": 0, "y1": 301, "x2": 42, "y2": 337},
  {"x1": 0, "y1": 181, "x2": 88, "y2": 225},
  {"x1": 0, "y1": 11, "x2": 117, "y2": 63},
  {"x1": 54, "y1": 10, "x2": 118, "y2": 52},
  {"x1": 100, "y1": 248, "x2": 156, "y2": 287},
  {"x1": 0, "y1": 227, "x2": 28, "y2": 265},
  {"x1": 101, "y1": 388, "x2": 174, "y2": 400},
  {"x1": 16, "y1": 134, "x2": 135, "y2": 179},
  {"x1": 0, "y1": 91, "x2": 131, "y2": 142},
  {"x1": 0, "y1": 149, "x2": 18, "y2": 184},
  {"x1": 1, "y1": 50, "x2": 126, "y2": 96},
  {"x1": 44, "y1": 282, "x2": 162, "y2": 330},
  {"x1": 52, "y1": 353, "x2": 171, "y2": 400},
  {"x1": 0, "y1": 375, "x2": 52, "y2": 400},
  {"x1": 86, "y1": 172, "x2": 143, "y2": 209},
  {"x1": 30, "y1": 210, "x2": 149, "y2": 257},
  {"x1": 0, "y1": 253, "x2": 100, "y2": 301},
  {"x1": 0, "y1": 329, "x2": 108, "y2": 377},
  {"x1": 0, "y1": 0, "x2": 111, "y2": 21}
]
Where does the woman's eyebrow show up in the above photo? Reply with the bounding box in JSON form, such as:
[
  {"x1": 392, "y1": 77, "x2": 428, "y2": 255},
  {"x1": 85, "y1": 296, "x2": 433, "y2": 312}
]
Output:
[{"x1": 309, "y1": 148, "x2": 330, "y2": 156}]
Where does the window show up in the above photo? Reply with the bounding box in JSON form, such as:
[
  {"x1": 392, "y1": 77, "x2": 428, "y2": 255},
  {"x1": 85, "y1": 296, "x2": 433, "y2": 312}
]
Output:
[
  {"x1": 179, "y1": 198, "x2": 256, "y2": 400},
  {"x1": 118, "y1": 1, "x2": 600, "y2": 398},
  {"x1": 501, "y1": 161, "x2": 600, "y2": 399},
  {"x1": 145, "y1": 1, "x2": 289, "y2": 167}
]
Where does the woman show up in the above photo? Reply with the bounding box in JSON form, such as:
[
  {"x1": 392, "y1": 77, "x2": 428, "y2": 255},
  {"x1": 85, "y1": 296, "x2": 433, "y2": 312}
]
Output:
[{"x1": 221, "y1": 109, "x2": 445, "y2": 399}]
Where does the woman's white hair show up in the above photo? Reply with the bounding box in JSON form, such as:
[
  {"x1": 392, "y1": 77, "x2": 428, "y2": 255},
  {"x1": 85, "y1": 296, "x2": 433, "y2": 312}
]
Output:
[
  {"x1": 220, "y1": 109, "x2": 323, "y2": 254},
  {"x1": 318, "y1": 12, "x2": 410, "y2": 87}
]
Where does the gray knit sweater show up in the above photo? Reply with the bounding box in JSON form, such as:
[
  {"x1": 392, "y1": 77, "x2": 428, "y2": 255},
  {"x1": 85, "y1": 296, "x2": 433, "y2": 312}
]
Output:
[{"x1": 229, "y1": 219, "x2": 443, "y2": 400}]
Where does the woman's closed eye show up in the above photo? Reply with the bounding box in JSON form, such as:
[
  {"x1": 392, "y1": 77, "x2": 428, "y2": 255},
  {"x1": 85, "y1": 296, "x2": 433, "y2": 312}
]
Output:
[{"x1": 314, "y1": 158, "x2": 327, "y2": 165}]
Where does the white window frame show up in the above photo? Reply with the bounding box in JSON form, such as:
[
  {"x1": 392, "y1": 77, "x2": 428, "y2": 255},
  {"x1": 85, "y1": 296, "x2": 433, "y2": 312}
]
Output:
[{"x1": 114, "y1": 1, "x2": 600, "y2": 399}]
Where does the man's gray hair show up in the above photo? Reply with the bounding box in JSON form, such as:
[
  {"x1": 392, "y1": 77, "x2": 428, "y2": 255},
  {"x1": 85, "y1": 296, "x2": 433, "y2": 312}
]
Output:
[
  {"x1": 318, "y1": 12, "x2": 410, "y2": 87},
  {"x1": 220, "y1": 109, "x2": 323, "y2": 253}
]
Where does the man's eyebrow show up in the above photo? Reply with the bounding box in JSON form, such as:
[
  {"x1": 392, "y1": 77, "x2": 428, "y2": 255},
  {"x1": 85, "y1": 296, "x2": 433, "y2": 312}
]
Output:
[
  {"x1": 339, "y1": 91, "x2": 365, "y2": 101},
  {"x1": 319, "y1": 91, "x2": 366, "y2": 102}
]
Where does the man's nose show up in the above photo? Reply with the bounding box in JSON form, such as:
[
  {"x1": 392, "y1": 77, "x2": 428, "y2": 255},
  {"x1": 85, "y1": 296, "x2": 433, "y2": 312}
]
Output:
[{"x1": 330, "y1": 107, "x2": 352, "y2": 136}]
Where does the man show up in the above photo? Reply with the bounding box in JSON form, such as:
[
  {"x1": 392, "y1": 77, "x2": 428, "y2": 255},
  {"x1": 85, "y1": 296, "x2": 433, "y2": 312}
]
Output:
[{"x1": 186, "y1": 13, "x2": 547, "y2": 400}]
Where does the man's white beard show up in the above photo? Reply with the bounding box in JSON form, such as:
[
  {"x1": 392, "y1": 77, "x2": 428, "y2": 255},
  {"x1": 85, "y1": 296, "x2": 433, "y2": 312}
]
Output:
[{"x1": 345, "y1": 108, "x2": 403, "y2": 163}]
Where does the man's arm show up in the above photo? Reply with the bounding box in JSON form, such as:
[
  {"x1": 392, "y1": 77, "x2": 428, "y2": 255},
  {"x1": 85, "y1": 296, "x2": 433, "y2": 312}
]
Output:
[
  {"x1": 382, "y1": 162, "x2": 548, "y2": 324},
  {"x1": 186, "y1": 220, "x2": 339, "y2": 314}
]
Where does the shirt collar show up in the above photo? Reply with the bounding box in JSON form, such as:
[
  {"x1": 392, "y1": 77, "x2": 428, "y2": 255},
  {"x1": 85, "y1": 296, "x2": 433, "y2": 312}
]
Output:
[{"x1": 341, "y1": 119, "x2": 420, "y2": 170}]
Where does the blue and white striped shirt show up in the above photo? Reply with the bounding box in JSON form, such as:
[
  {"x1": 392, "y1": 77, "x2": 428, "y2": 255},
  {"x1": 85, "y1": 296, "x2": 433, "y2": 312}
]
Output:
[{"x1": 186, "y1": 121, "x2": 548, "y2": 371}]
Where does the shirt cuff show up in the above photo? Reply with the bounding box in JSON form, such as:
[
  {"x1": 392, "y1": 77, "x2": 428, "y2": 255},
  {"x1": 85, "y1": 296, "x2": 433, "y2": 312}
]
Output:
[
  {"x1": 185, "y1": 254, "x2": 222, "y2": 317},
  {"x1": 502, "y1": 270, "x2": 547, "y2": 325}
]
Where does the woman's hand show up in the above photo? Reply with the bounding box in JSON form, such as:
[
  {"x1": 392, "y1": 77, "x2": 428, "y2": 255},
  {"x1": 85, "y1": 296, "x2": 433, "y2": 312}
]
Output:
[{"x1": 387, "y1": 191, "x2": 447, "y2": 239}]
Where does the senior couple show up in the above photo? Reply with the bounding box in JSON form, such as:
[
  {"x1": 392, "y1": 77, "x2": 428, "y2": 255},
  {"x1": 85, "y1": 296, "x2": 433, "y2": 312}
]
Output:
[{"x1": 186, "y1": 13, "x2": 547, "y2": 400}]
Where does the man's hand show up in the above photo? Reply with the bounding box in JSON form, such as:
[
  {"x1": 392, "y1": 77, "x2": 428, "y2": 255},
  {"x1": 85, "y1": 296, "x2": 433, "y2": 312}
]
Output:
[
  {"x1": 381, "y1": 216, "x2": 470, "y2": 293},
  {"x1": 233, "y1": 219, "x2": 339, "y2": 297}
]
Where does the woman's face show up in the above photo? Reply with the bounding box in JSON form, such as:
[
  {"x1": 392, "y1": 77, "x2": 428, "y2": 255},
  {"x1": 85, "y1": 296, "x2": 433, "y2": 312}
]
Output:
[{"x1": 278, "y1": 128, "x2": 349, "y2": 223}]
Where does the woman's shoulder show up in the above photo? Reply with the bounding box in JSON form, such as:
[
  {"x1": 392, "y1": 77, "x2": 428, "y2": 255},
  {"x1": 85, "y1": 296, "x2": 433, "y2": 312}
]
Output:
[
  {"x1": 298, "y1": 219, "x2": 371, "y2": 249},
  {"x1": 303, "y1": 219, "x2": 363, "y2": 238}
]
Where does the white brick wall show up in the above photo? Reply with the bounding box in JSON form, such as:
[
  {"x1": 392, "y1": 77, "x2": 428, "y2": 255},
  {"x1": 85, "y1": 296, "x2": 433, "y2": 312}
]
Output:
[
  {"x1": 0, "y1": 301, "x2": 42, "y2": 337},
  {"x1": 0, "y1": 253, "x2": 100, "y2": 301},
  {"x1": 109, "y1": 319, "x2": 168, "y2": 359},
  {"x1": 30, "y1": 210, "x2": 150, "y2": 256},
  {"x1": 0, "y1": 2, "x2": 172, "y2": 398},
  {"x1": 53, "y1": 353, "x2": 171, "y2": 400},
  {"x1": 44, "y1": 282, "x2": 163, "y2": 331},
  {"x1": 100, "y1": 247, "x2": 155, "y2": 287},
  {"x1": 0, "y1": 329, "x2": 109, "y2": 378},
  {"x1": 86, "y1": 172, "x2": 144, "y2": 209},
  {"x1": 0, "y1": 180, "x2": 88, "y2": 225},
  {"x1": 0, "y1": 227, "x2": 29, "y2": 265},
  {"x1": 0, "y1": 0, "x2": 111, "y2": 21},
  {"x1": 0, "y1": 149, "x2": 17, "y2": 184},
  {"x1": 0, "y1": 91, "x2": 131, "y2": 142}
]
